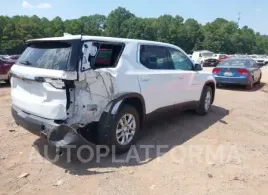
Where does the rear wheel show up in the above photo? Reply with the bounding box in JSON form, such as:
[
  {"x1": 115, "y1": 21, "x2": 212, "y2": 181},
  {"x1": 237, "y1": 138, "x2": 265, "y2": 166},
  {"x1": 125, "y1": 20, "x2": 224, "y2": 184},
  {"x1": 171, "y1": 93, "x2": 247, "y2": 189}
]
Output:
[
  {"x1": 100, "y1": 105, "x2": 140, "y2": 154},
  {"x1": 256, "y1": 73, "x2": 262, "y2": 84},
  {"x1": 246, "y1": 77, "x2": 254, "y2": 90},
  {"x1": 196, "y1": 86, "x2": 213, "y2": 115}
]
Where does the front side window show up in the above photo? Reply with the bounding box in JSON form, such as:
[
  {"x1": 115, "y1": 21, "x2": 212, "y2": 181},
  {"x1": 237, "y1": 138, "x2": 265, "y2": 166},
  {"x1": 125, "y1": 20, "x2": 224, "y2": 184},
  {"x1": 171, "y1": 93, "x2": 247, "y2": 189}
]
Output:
[
  {"x1": 18, "y1": 42, "x2": 71, "y2": 70},
  {"x1": 168, "y1": 48, "x2": 193, "y2": 71},
  {"x1": 140, "y1": 45, "x2": 174, "y2": 70}
]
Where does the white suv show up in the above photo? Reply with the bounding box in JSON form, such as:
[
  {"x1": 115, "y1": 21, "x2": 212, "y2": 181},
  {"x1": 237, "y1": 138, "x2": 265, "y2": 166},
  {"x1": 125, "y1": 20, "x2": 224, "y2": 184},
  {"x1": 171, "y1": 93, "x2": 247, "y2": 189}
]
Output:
[{"x1": 11, "y1": 35, "x2": 216, "y2": 153}]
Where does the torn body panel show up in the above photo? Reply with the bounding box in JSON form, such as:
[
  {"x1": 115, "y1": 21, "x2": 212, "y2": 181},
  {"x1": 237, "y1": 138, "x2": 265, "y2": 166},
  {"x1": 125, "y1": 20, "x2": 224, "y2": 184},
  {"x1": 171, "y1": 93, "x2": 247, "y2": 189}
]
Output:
[{"x1": 66, "y1": 69, "x2": 118, "y2": 127}]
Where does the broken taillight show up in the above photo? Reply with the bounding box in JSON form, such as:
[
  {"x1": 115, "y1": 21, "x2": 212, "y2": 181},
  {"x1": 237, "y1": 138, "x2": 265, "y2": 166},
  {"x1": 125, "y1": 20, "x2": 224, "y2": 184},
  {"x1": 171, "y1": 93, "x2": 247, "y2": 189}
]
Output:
[{"x1": 44, "y1": 78, "x2": 65, "y2": 89}]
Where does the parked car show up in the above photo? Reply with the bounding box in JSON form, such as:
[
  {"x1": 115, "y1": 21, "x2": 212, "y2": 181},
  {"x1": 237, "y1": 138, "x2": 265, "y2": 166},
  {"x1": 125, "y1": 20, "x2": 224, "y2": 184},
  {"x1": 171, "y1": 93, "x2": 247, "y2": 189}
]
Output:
[
  {"x1": 212, "y1": 57, "x2": 262, "y2": 90},
  {"x1": 258, "y1": 55, "x2": 268, "y2": 65},
  {"x1": 250, "y1": 55, "x2": 266, "y2": 66},
  {"x1": 7, "y1": 55, "x2": 20, "y2": 61},
  {"x1": 0, "y1": 58, "x2": 15, "y2": 83},
  {"x1": 0, "y1": 55, "x2": 9, "y2": 59},
  {"x1": 214, "y1": 54, "x2": 229, "y2": 62},
  {"x1": 192, "y1": 50, "x2": 219, "y2": 67},
  {"x1": 11, "y1": 35, "x2": 216, "y2": 154}
]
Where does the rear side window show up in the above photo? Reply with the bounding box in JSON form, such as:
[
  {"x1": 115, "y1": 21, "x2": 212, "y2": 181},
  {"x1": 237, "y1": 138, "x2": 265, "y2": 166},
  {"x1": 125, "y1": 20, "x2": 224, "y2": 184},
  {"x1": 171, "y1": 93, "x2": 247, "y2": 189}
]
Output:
[
  {"x1": 139, "y1": 45, "x2": 174, "y2": 70},
  {"x1": 91, "y1": 43, "x2": 124, "y2": 69},
  {"x1": 18, "y1": 42, "x2": 71, "y2": 70}
]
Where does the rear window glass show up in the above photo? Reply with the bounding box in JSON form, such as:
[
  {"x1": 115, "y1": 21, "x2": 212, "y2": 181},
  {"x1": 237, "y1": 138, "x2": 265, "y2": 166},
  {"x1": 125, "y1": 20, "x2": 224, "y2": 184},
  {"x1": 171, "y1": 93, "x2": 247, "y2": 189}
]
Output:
[
  {"x1": 97, "y1": 49, "x2": 112, "y2": 59},
  {"x1": 91, "y1": 43, "x2": 124, "y2": 69},
  {"x1": 18, "y1": 42, "x2": 71, "y2": 70},
  {"x1": 218, "y1": 59, "x2": 247, "y2": 67}
]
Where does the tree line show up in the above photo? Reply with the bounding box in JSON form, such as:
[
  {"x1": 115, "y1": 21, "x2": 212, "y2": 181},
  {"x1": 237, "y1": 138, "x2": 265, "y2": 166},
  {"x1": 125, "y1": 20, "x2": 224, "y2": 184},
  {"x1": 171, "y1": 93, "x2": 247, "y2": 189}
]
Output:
[{"x1": 1, "y1": 7, "x2": 268, "y2": 55}]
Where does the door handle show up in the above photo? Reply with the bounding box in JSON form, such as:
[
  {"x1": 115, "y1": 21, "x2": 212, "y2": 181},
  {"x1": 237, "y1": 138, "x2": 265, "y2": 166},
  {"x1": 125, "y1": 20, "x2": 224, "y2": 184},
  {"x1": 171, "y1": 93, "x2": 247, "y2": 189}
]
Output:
[
  {"x1": 178, "y1": 76, "x2": 184, "y2": 80},
  {"x1": 139, "y1": 76, "x2": 150, "y2": 81}
]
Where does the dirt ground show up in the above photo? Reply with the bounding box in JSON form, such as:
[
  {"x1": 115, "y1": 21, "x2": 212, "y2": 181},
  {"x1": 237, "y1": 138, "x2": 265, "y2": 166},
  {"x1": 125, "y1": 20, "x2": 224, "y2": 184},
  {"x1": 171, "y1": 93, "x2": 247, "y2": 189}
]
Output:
[{"x1": 1, "y1": 67, "x2": 268, "y2": 195}]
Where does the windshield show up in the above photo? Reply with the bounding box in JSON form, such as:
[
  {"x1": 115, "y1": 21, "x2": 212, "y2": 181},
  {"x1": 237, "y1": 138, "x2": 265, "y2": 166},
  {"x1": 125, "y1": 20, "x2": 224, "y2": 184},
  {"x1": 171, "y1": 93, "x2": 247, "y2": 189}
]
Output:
[
  {"x1": 18, "y1": 42, "x2": 71, "y2": 70},
  {"x1": 201, "y1": 52, "x2": 213, "y2": 57},
  {"x1": 218, "y1": 59, "x2": 248, "y2": 67}
]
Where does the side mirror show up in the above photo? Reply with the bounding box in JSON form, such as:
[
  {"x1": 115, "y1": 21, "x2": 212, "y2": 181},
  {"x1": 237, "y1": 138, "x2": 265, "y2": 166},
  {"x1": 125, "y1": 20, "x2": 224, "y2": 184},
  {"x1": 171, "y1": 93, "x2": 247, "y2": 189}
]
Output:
[{"x1": 194, "y1": 63, "x2": 203, "y2": 71}]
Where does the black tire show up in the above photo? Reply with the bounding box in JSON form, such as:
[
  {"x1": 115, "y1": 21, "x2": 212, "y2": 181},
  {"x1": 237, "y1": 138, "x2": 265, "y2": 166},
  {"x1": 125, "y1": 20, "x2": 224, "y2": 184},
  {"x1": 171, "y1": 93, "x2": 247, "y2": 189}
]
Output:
[
  {"x1": 100, "y1": 105, "x2": 140, "y2": 154},
  {"x1": 4, "y1": 74, "x2": 10, "y2": 84},
  {"x1": 246, "y1": 77, "x2": 254, "y2": 90},
  {"x1": 4, "y1": 79, "x2": 10, "y2": 84},
  {"x1": 196, "y1": 86, "x2": 213, "y2": 115},
  {"x1": 256, "y1": 73, "x2": 262, "y2": 84}
]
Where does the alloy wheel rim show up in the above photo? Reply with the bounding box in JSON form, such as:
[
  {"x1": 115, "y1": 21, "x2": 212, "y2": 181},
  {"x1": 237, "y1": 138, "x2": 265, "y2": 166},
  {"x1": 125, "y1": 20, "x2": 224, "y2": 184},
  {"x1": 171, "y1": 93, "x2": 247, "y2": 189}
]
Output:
[{"x1": 116, "y1": 114, "x2": 136, "y2": 146}]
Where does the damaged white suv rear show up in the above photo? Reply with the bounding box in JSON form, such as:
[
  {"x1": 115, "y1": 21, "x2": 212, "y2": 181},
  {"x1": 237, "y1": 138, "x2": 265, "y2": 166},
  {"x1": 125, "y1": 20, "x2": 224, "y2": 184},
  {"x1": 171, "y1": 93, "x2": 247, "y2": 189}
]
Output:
[{"x1": 11, "y1": 35, "x2": 216, "y2": 154}]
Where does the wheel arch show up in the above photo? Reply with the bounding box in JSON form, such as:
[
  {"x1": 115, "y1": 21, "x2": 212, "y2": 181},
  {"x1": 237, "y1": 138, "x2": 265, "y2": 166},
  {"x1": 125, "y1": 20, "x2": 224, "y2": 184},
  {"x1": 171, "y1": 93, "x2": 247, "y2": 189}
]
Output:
[{"x1": 106, "y1": 92, "x2": 146, "y2": 128}]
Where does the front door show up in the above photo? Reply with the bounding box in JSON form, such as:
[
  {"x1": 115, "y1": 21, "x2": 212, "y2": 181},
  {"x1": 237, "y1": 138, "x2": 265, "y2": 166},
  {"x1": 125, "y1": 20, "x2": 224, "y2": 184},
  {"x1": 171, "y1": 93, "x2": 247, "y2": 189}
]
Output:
[
  {"x1": 167, "y1": 47, "x2": 201, "y2": 102},
  {"x1": 138, "y1": 45, "x2": 179, "y2": 114}
]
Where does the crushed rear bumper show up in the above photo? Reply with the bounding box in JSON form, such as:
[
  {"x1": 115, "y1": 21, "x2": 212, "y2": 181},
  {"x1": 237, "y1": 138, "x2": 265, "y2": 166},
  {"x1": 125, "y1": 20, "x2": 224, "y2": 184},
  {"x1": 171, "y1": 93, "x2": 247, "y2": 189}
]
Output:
[{"x1": 11, "y1": 106, "x2": 89, "y2": 148}]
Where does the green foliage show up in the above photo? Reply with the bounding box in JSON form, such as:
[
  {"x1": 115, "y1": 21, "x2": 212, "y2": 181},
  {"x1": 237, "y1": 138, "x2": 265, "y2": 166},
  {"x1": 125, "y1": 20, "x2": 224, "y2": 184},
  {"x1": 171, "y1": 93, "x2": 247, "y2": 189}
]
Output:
[{"x1": 1, "y1": 7, "x2": 268, "y2": 54}]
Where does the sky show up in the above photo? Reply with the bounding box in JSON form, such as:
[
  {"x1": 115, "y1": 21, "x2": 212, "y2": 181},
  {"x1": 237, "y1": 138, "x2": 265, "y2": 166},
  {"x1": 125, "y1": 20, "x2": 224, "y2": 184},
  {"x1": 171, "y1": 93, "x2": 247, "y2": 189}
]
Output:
[{"x1": 1, "y1": 0, "x2": 268, "y2": 34}]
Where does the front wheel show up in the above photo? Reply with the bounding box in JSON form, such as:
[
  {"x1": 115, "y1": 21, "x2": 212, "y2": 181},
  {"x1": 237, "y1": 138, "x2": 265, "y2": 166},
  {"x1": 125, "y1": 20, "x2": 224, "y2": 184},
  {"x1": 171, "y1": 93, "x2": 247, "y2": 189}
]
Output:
[{"x1": 196, "y1": 86, "x2": 213, "y2": 115}]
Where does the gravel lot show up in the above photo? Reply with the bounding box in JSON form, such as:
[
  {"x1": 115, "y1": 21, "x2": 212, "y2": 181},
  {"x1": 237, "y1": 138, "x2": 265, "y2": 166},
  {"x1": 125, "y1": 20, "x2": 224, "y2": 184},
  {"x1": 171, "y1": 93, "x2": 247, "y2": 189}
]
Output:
[{"x1": 1, "y1": 67, "x2": 268, "y2": 195}]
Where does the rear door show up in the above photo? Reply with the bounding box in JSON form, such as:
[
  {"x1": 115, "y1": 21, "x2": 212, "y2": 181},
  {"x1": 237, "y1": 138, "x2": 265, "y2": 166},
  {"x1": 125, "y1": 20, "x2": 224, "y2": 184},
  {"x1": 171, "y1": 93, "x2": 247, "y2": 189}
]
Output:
[
  {"x1": 252, "y1": 60, "x2": 262, "y2": 82},
  {"x1": 11, "y1": 40, "x2": 79, "y2": 120},
  {"x1": 246, "y1": 60, "x2": 261, "y2": 82}
]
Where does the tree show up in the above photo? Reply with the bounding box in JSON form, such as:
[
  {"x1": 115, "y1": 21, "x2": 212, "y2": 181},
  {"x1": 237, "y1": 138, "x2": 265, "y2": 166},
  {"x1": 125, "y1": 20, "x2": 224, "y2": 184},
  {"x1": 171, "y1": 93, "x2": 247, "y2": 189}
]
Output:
[
  {"x1": 1, "y1": 7, "x2": 268, "y2": 55},
  {"x1": 105, "y1": 7, "x2": 135, "y2": 37}
]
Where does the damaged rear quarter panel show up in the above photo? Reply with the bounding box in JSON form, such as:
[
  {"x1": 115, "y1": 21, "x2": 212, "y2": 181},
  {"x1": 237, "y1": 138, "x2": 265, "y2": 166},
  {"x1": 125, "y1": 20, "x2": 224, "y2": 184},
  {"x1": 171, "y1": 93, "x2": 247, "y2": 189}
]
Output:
[
  {"x1": 67, "y1": 70, "x2": 116, "y2": 126},
  {"x1": 67, "y1": 42, "x2": 141, "y2": 127}
]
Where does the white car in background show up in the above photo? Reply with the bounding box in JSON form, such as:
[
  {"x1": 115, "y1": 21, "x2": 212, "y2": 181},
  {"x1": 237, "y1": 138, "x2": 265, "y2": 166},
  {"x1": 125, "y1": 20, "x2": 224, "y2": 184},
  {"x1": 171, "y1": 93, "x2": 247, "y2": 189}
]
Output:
[
  {"x1": 192, "y1": 50, "x2": 219, "y2": 67},
  {"x1": 250, "y1": 55, "x2": 267, "y2": 66}
]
